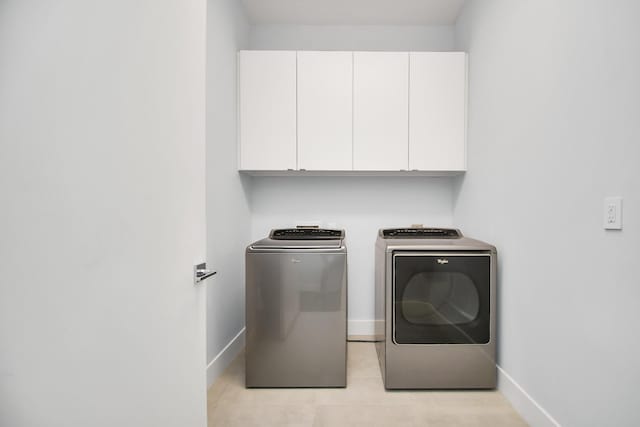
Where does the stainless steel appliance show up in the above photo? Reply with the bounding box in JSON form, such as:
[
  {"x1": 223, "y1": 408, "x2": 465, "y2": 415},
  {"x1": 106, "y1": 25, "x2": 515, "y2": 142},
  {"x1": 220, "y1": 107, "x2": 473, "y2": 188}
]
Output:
[
  {"x1": 246, "y1": 228, "x2": 347, "y2": 387},
  {"x1": 375, "y1": 227, "x2": 496, "y2": 389}
]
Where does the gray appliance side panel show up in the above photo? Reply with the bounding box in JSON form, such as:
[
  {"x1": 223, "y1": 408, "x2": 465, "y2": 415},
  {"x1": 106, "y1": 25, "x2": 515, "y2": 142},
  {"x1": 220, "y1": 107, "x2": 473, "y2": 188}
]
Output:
[
  {"x1": 374, "y1": 240, "x2": 387, "y2": 382},
  {"x1": 246, "y1": 251, "x2": 347, "y2": 387},
  {"x1": 374, "y1": 240, "x2": 386, "y2": 342}
]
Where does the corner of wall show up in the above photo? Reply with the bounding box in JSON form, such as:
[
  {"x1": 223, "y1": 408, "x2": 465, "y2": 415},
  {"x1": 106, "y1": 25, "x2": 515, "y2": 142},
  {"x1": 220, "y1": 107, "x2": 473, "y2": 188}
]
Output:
[
  {"x1": 205, "y1": 0, "x2": 252, "y2": 388},
  {"x1": 497, "y1": 366, "x2": 561, "y2": 427},
  {"x1": 207, "y1": 328, "x2": 245, "y2": 387}
]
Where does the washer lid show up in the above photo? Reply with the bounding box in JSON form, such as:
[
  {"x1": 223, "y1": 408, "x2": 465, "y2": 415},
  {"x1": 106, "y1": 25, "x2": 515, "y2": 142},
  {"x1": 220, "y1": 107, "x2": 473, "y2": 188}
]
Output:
[
  {"x1": 250, "y1": 238, "x2": 344, "y2": 250},
  {"x1": 381, "y1": 228, "x2": 462, "y2": 239},
  {"x1": 249, "y1": 228, "x2": 346, "y2": 250}
]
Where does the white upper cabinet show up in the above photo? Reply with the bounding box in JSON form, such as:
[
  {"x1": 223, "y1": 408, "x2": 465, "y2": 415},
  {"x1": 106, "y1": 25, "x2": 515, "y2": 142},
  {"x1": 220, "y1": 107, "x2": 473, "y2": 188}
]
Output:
[
  {"x1": 409, "y1": 52, "x2": 467, "y2": 171},
  {"x1": 238, "y1": 51, "x2": 296, "y2": 170},
  {"x1": 353, "y1": 52, "x2": 409, "y2": 171},
  {"x1": 297, "y1": 51, "x2": 353, "y2": 171},
  {"x1": 238, "y1": 50, "x2": 466, "y2": 174}
]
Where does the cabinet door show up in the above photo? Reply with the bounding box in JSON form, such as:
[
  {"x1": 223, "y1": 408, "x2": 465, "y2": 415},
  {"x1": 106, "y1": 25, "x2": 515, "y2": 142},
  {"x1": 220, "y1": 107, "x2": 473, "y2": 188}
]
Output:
[
  {"x1": 409, "y1": 52, "x2": 467, "y2": 171},
  {"x1": 298, "y1": 52, "x2": 353, "y2": 171},
  {"x1": 239, "y1": 51, "x2": 296, "y2": 170},
  {"x1": 353, "y1": 52, "x2": 409, "y2": 171}
]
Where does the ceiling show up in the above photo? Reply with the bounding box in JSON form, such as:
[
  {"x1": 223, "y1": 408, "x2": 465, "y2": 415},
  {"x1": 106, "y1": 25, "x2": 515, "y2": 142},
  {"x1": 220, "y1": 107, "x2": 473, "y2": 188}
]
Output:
[{"x1": 240, "y1": 0, "x2": 467, "y2": 26}]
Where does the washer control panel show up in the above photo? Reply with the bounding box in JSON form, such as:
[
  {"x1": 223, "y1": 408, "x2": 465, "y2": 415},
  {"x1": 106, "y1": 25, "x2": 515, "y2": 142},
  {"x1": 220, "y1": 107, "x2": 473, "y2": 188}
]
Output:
[{"x1": 270, "y1": 228, "x2": 344, "y2": 240}]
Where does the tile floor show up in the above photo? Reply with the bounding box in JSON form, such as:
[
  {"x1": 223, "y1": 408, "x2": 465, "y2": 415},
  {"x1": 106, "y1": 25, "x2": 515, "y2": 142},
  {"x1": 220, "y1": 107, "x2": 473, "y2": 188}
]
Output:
[{"x1": 207, "y1": 342, "x2": 528, "y2": 426}]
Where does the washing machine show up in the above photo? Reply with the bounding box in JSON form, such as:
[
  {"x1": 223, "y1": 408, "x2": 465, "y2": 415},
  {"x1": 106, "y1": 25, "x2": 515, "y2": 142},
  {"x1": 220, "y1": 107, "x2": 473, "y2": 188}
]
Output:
[
  {"x1": 375, "y1": 227, "x2": 496, "y2": 389},
  {"x1": 246, "y1": 228, "x2": 347, "y2": 387}
]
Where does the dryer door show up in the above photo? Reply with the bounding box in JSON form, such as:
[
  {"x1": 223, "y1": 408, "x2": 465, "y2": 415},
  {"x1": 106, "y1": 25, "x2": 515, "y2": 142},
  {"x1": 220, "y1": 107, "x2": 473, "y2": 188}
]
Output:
[{"x1": 392, "y1": 253, "x2": 491, "y2": 344}]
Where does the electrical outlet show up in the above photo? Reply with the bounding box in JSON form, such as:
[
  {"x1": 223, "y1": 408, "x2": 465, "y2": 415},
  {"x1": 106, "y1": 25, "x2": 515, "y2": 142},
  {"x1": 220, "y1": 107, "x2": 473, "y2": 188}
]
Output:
[{"x1": 603, "y1": 197, "x2": 622, "y2": 230}]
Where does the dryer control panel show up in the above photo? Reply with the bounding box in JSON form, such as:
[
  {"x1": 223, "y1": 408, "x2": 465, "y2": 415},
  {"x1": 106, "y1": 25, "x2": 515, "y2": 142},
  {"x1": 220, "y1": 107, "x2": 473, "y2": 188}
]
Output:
[{"x1": 381, "y1": 228, "x2": 462, "y2": 239}]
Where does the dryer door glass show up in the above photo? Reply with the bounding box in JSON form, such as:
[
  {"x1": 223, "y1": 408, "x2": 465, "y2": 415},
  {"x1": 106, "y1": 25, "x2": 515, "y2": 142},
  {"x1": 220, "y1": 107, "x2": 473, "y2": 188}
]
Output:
[{"x1": 393, "y1": 253, "x2": 491, "y2": 344}]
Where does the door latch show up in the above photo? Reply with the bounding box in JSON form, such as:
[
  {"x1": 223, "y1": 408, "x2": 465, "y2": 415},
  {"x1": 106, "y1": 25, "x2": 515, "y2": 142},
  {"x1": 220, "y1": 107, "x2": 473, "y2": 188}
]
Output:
[{"x1": 194, "y1": 262, "x2": 217, "y2": 284}]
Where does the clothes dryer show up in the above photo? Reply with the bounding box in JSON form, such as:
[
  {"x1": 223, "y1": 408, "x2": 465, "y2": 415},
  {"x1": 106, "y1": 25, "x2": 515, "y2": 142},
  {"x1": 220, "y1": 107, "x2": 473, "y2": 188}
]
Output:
[{"x1": 375, "y1": 228, "x2": 496, "y2": 389}]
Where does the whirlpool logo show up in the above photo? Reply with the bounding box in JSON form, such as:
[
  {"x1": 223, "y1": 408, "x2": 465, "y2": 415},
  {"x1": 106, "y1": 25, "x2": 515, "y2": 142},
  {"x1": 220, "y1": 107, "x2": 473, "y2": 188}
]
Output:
[{"x1": 437, "y1": 258, "x2": 449, "y2": 265}]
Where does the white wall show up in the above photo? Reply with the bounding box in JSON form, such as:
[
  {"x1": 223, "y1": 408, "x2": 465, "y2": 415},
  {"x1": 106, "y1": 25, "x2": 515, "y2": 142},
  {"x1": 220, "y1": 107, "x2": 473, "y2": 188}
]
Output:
[
  {"x1": 0, "y1": 1, "x2": 207, "y2": 426},
  {"x1": 206, "y1": 0, "x2": 251, "y2": 384},
  {"x1": 250, "y1": 177, "x2": 453, "y2": 334},
  {"x1": 250, "y1": 24, "x2": 455, "y2": 51},
  {"x1": 454, "y1": 1, "x2": 640, "y2": 426}
]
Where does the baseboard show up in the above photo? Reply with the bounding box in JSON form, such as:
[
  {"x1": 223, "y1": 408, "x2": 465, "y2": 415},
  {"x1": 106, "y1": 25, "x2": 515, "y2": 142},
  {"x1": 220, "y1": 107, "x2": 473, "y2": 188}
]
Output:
[
  {"x1": 347, "y1": 319, "x2": 382, "y2": 341},
  {"x1": 206, "y1": 327, "x2": 245, "y2": 388},
  {"x1": 498, "y1": 365, "x2": 561, "y2": 427}
]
